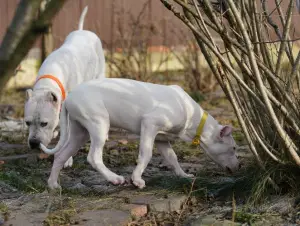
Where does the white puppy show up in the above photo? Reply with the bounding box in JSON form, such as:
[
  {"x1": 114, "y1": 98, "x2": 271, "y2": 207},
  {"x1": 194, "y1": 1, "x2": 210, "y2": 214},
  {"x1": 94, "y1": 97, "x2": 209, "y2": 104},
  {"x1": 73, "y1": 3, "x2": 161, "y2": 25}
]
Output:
[
  {"x1": 24, "y1": 6, "x2": 105, "y2": 168},
  {"x1": 40, "y1": 78, "x2": 240, "y2": 189}
]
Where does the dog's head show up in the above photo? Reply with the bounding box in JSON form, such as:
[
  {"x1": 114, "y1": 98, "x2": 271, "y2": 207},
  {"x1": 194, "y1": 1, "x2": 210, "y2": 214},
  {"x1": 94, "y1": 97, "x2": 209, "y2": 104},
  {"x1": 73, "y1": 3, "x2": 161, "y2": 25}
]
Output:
[
  {"x1": 24, "y1": 89, "x2": 60, "y2": 150},
  {"x1": 201, "y1": 125, "x2": 240, "y2": 173}
]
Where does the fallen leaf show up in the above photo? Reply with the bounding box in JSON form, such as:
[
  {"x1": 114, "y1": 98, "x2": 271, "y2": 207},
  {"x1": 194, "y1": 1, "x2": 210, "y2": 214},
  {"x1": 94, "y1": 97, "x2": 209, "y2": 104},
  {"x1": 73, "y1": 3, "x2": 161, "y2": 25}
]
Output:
[
  {"x1": 118, "y1": 139, "x2": 128, "y2": 145},
  {"x1": 38, "y1": 153, "x2": 49, "y2": 159}
]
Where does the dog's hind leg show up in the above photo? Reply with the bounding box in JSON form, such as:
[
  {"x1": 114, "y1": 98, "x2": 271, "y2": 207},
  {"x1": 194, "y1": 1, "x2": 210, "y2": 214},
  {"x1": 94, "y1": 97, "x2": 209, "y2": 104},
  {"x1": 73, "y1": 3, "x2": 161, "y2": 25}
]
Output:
[
  {"x1": 155, "y1": 141, "x2": 194, "y2": 178},
  {"x1": 86, "y1": 118, "x2": 125, "y2": 185},
  {"x1": 48, "y1": 119, "x2": 88, "y2": 190}
]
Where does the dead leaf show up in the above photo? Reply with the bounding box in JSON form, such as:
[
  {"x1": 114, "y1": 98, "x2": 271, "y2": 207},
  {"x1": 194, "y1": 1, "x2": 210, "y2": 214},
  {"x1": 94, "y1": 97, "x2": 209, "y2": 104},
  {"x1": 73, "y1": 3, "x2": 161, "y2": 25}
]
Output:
[{"x1": 118, "y1": 139, "x2": 128, "y2": 145}]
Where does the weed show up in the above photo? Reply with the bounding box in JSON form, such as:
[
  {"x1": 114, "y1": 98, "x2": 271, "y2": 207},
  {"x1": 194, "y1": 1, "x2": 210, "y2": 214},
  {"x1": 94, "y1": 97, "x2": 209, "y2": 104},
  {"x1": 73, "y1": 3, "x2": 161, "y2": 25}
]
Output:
[
  {"x1": 0, "y1": 202, "x2": 9, "y2": 221},
  {"x1": 44, "y1": 209, "x2": 77, "y2": 226}
]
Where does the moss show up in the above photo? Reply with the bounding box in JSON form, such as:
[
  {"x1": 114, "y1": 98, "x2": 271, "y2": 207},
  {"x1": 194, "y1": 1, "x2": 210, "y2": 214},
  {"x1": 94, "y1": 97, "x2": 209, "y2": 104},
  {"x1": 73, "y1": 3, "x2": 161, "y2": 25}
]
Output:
[
  {"x1": 0, "y1": 160, "x2": 49, "y2": 193},
  {"x1": 0, "y1": 202, "x2": 9, "y2": 221},
  {"x1": 44, "y1": 209, "x2": 77, "y2": 226},
  {"x1": 234, "y1": 211, "x2": 261, "y2": 224},
  {"x1": 232, "y1": 131, "x2": 246, "y2": 145}
]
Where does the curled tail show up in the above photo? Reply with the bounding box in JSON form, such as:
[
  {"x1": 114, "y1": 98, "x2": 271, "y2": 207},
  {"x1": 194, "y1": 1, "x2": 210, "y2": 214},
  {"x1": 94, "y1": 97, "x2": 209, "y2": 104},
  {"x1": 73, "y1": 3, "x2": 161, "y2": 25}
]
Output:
[
  {"x1": 40, "y1": 102, "x2": 69, "y2": 155},
  {"x1": 78, "y1": 6, "x2": 88, "y2": 30}
]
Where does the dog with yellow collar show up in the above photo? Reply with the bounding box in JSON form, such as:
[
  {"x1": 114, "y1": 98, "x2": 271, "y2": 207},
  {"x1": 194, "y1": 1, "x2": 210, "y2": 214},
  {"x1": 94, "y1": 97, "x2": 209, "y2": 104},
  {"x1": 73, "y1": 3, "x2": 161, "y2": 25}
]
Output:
[
  {"x1": 24, "y1": 6, "x2": 105, "y2": 168},
  {"x1": 40, "y1": 78, "x2": 240, "y2": 190}
]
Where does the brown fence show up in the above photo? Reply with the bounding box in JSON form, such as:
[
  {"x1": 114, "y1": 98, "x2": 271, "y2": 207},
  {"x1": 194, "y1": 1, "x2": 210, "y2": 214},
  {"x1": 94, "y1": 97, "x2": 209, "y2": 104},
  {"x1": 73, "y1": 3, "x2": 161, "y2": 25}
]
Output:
[
  {"x1": 0, "y1": 0, "x2": 193, "y2": 51},
  {"x1": 0, "y1": 0, "x2": 300, "y2": 51}
]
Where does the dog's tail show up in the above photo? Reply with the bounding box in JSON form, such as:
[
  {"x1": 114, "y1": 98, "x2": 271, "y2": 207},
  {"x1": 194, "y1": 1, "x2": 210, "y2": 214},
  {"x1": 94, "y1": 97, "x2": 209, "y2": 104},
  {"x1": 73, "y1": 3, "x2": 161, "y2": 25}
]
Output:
[
  {"x1": 78, "y1": 6, "x2": 88, "y2": 30},
  {"x1": 40, "y1": 102, "x2": 69, "y2": 155}
]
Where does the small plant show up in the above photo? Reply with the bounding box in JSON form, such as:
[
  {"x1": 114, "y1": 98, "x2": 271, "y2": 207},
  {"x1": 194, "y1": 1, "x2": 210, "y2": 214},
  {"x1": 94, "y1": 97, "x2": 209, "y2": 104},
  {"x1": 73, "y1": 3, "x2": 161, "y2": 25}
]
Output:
[
  {"x1": 0, "y1": 202, "x2": 9, "y2": 221},
  {"x1": 44, "y1": 209, "x2": 77, "y2": 226}
]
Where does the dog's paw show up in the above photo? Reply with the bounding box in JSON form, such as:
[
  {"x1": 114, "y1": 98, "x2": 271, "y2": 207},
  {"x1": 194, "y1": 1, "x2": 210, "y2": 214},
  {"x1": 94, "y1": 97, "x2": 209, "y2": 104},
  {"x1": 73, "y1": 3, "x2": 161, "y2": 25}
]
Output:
[
  {"x1": 63, "y1": 157, "x2": 73, "y2": 168},
  {"x1": 131, "y1": 178, "x2": 146, "y2": 189},
  {"x1": 184, "y1": 173, "x2": 195, "y2": 178},
  {"x1": 176, "y1": 170, "x2": 195, "y2": 178},
  {"x1": 48, "y1": 181, "x2": 61, "y2": 191},
  {"x1": 109, "y1": 175, "x2": 125, "y2": 185}
]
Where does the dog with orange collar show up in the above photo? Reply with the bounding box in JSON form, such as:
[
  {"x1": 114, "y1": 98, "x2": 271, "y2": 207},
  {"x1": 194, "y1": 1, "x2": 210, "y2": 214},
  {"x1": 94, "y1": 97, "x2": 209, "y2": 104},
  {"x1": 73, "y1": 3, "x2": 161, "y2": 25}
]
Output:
[{"x1": 24, "y1": 6, "x2": 105, "y2": 168}]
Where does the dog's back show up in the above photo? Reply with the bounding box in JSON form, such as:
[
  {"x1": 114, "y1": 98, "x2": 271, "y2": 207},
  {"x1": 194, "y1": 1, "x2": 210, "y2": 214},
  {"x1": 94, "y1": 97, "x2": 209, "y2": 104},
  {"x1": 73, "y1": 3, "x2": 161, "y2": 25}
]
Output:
[{"x1": 66, "y1": 78, "x2": 191, "y2": 133}]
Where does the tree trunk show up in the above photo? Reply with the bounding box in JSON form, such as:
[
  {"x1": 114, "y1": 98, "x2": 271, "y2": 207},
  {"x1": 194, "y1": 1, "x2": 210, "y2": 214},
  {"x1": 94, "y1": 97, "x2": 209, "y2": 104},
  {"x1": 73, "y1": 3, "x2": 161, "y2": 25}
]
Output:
[
  {"x1": 40, "y1": 0, "x2": 54, "y2": 62},
  {"x1": 0, "y1": 0, "x2": 67, "y2": 91}
]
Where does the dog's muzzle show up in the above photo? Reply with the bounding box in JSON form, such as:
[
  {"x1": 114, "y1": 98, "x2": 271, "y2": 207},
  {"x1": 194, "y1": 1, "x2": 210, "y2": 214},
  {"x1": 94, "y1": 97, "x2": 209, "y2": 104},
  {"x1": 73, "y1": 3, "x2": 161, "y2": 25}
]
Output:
[{"x1": 29, "y1": 138, "x2": 40, "y2": 149}]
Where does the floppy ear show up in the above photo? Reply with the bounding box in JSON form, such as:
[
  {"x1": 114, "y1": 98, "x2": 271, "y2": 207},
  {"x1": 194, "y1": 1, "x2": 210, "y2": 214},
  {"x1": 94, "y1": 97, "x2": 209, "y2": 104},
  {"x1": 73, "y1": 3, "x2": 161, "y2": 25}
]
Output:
[
  {"x1": 26, "y1": 89, "x2": 33, "y2": 101},
  {"x1": 46, "y1": 91, "x2": 58, "y2": 103},
  {"x1": 220, "y1": 125, "x2": 233, "y2": 138}
]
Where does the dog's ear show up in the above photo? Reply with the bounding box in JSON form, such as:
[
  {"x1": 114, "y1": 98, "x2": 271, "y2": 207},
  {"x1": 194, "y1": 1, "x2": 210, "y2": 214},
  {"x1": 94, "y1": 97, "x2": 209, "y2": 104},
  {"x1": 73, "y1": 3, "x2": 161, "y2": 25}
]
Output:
[
  {"x1": 26, "y1": 89, "x2": 33, "y2": 100},
  {"x1": 46, "y1": 91, "x2": 58, "y2": 103},
  {"x1": 220, "y1": 125, "x2": 233, "y2": 138}
]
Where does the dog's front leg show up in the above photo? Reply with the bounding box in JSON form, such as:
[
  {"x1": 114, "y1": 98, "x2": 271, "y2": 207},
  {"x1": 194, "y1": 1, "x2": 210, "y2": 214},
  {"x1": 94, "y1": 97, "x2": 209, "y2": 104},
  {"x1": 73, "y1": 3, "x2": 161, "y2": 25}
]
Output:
[
  {"x1": 131, "y1": 119, "x2": 158, "y2": 189},
  {"x1": 48, "y1": 119, "x2": 89, "y2": 190},
  {"x1": 87, "y1": 120, "x2": 125, "y2": 185}
]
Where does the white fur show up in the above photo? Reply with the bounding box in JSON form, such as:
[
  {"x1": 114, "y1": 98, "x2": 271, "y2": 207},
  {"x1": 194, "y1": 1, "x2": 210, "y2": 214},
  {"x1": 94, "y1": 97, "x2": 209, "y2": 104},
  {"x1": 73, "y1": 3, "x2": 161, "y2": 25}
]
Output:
[
  {"x1": 40, "y1": 78, "x2": 240, "y2": 190},
  {"x1": 24, "y1": 6, "x2": 105, "y2": 169}
]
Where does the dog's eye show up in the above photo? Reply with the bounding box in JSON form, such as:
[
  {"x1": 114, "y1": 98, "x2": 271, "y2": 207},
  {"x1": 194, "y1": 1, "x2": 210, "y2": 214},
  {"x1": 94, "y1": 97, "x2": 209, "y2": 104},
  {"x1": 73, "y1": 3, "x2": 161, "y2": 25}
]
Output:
[
  {"x1": 40, "y1": 122, "x2": 48, "y2": 127},
  {"x1": 25, "y1": 121, "x2": 31, "y2": 127}
]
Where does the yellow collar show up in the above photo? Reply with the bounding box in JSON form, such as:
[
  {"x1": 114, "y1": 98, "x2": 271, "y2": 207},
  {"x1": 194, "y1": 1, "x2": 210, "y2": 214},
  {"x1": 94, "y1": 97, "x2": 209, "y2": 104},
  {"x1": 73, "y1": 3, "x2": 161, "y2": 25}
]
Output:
[{"x1": 192, "y1": 111, "x2": 208, "y2": 145}]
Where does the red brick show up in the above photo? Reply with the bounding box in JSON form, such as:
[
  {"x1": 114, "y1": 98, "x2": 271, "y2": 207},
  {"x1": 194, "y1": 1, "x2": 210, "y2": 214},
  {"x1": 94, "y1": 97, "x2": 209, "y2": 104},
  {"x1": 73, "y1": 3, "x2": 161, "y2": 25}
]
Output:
[{"x1": 122, "y1": 204, "x2": 148, "y2": 218}]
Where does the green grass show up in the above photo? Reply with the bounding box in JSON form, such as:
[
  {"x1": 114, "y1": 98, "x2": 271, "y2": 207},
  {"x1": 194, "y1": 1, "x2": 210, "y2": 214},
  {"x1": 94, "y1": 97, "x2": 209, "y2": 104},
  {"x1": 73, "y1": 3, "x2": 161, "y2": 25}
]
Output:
[
  {"x1": 144, "y1": 158, "x2": 300, "y2": 207},
  {"x1": 0, "y1": 159, "x2": 49, "y2": 193}
]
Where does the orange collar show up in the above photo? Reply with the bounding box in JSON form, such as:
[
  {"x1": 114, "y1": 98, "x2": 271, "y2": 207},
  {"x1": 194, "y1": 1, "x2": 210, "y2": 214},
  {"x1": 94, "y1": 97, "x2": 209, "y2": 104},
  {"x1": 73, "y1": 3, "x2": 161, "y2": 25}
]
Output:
[{"x1": 35, "y1": 75, "x2": 66, "y2": 100}]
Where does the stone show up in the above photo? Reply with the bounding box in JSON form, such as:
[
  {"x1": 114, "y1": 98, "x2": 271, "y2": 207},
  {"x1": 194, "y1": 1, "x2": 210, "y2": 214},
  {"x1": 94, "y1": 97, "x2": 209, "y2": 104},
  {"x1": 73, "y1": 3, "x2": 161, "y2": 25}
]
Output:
[
  {"x1": 68, "y1": 183, "x2": 90, "y2": 194},
  {"x1": 82, "y1": 174, "x2": 107, "y2": 186},
  {"x1": 5, "y1": 212, "x2": 48, "y2": 226},
  {"x1": 77, "y1": 210, "x2": 130, "y2": 226},
  {"x1": 26, "y1": 154, "x2": 38, "y2": 164},
  {"x1": 130, "y1": 194, "x2": 187, "y2": 212},
  {"x1": 168, "y1": 195, "x2": 187, "y2": 212},
  {"x1": 105, "y1": 141, "x2": 118, "y2": 150},
  {"x1": 0, "y1": 181, "x2": 22, "y2": 200},
  {"x1": 184, "y1": 215, "x2": 242, "y2": 226},
  {"x1": 121, "y1": 204, "x2": 148, "y2": 218},
  {"x1": 91, "y1": 184, "x2": 119, "y2": 194},
  {"x1": 59, "y1": 174, "x2": 81, "y2": 188},
  {"x1": 265, "y1": 196, "x2": 294, "y2": 215}
]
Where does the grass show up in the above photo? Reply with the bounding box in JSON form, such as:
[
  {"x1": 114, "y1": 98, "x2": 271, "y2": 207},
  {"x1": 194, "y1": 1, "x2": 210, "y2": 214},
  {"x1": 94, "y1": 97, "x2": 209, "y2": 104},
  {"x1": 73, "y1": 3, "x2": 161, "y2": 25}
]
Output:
[
  {"x1": 0, "y1": 159, "x2": 49, "y2": 193},
  {"x1": 144, "y1": 157, "x2": 300, "y2": 208},
  {"x1": 0, "y1": 88, "x2": 26, "y2": 119},
  {"x1": 0, "y1": 202, "x2": 9, "y2": 222},
  {"x1": 44, "y1": 198, "x2": 78, "y2": 226}
]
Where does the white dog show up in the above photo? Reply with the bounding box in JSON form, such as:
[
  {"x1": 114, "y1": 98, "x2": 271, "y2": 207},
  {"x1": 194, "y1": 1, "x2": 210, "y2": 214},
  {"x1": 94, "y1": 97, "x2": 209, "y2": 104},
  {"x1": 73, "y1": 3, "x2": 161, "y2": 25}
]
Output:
[
  {"x1": 24, "y1": 6, "x2": 105, "y2": 167},
  {"x1": 40, "y1": 78, "x2": 240, "y2": 189}
]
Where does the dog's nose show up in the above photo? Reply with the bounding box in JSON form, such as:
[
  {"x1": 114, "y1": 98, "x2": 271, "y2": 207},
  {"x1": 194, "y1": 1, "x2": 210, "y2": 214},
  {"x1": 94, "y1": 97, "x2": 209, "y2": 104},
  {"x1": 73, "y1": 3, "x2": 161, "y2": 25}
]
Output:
[{"x1": 29, "y1": 138, "x2": 40, "y2": 149}]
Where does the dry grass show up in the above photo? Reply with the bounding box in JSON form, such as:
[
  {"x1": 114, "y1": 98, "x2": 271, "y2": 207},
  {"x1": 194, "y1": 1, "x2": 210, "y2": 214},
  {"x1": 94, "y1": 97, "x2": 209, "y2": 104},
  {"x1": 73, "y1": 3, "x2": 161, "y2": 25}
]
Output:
[{"x1": 0, "y1": 88, "x2": 26, "y2": 119}]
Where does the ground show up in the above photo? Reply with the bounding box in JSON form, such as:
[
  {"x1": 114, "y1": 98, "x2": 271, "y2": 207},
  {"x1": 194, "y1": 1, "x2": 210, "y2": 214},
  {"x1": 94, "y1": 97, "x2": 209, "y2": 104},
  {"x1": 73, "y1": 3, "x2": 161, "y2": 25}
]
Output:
[{"x1": 0, "y1": 88, "x2": 299, "y2": 226}]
